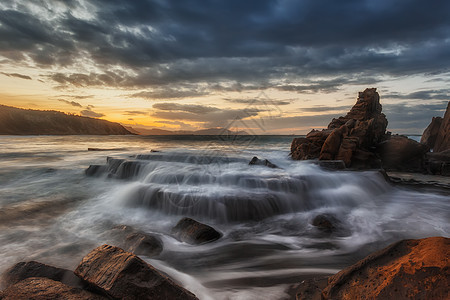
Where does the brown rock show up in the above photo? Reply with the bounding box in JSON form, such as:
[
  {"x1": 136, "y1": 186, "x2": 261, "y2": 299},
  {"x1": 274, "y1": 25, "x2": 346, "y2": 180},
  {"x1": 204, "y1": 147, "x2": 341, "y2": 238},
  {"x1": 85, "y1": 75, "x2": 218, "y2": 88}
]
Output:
[
  {"x1": 172, "y1": 217, "x2": 222, "y2": 245},
  {"x1": 420, "y1": 116, "x2": 443, "y2": 149},
  {"x1": 111, "y1": 225, "x2": 163, "y2": 257},
  {"x1": 433, "y1": 101, "x2": 450, "y2": 152},
  {"x1": 291, "y1": 88, "x2": 388, "y2": 168},
  {"x1": 0, "y1": 277, "x2": 106, "y2": 300},
  {"x1": 322, "y1": 237, "x2": 450, "y2": 300},
  {"x1": 1, "y1": 261, "x2": 84, "y2": 289},
  {"x1": 378, "y1": 135, "x2": 429, "y2": 172},
  {"x1": 296, "y1": 277, "x2": 329, "y2": 300},
  {"x1": 74, "y1": 244, "x2": 198, "y2": 300}
]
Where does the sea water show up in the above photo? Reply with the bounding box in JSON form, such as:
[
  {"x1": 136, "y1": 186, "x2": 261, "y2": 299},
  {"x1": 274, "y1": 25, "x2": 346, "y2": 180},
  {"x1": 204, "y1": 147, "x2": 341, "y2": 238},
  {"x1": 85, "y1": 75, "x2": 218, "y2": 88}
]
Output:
[{"x1": 0, "y1": 135, "x2": 448, "y2": 299}]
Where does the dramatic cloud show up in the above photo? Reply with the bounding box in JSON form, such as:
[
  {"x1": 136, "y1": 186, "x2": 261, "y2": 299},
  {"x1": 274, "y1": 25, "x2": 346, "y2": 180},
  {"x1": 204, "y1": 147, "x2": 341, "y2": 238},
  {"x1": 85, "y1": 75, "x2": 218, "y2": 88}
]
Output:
[
  {"x1": 384, "y1": 89, "x2": 450, "y2": 101},
  {"x1": 224, "y1": 98, "x2": 291, "y2": 106},
  {"x1": 58, "y1": 99, "x2": 82, "y2": 107},
  {"x1": 123, "y1": 110, "x2": 148, "y2": 116},
  {"x1": 0, "y1": 72, "x2": 31, "y2": 80},
  {"x1": 130, "y1": 88, "x2": 209, "y2": 99},
  {"x1": 80, "y1": 105, "x2": 104, "y2": 118}
]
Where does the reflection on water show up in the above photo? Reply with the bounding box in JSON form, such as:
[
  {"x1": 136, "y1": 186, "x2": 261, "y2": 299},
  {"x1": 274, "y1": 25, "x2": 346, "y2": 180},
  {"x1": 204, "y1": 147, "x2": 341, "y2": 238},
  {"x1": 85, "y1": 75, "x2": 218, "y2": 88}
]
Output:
[{"x1": 0, "y1": 135, "x2": 448, "y2": 299}]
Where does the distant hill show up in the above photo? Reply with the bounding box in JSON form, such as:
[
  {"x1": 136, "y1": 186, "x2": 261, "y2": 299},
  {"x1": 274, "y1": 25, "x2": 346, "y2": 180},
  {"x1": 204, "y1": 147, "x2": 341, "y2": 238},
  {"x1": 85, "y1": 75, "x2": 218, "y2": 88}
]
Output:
[
  {"x1": 129, "y1": 126, "x2": 249, "y2": 135},
  {"x1": 0, "y1": 105, "x2": 133, "y2": 135}
]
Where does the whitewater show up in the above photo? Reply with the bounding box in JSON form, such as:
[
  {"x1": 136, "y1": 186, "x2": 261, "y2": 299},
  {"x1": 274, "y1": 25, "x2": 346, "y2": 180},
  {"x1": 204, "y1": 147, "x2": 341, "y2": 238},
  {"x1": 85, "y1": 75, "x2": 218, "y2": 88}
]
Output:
[{"x1": 0, "y1": 135, "x2": 448, "y2": 299}]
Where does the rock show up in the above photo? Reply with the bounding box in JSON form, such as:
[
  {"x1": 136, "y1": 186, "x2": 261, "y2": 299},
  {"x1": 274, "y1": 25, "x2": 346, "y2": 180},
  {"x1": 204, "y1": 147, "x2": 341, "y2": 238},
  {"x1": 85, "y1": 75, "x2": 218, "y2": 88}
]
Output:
[
  {"x1": 420, "y1": 117, "x2": 442, "y2": 149},
  {"x1": 321, "y1": 237, "x2": 449, "y2": 300},
  {"x1": 425, "y1": 149, "x2": 450, "y2": 175},
  {"x1": 111, "y1": 225, "x2": 163, "y2": 257},
  {"x1": 85, "y1": 165, "x2": 106, "y2": 177},
  {"x1": 296, "y1": 277, "x2": 329, "y2": 300},
  {"x1": 311, "y1": 214, "x2": 338, "y2": 232},
  {"x1": 433, "y1": 101, "x2": 450, "y2": 152},
  {"x1": 249, "y1": 156, "x2": 278, "y2": 168},
  {"x1": 172, "y1": 217, "x2": 222, "y2": 245},
  {"x1": 291, "y1": 88, "x2": 388, "y2": 168},
  {"x1": 74, "y1": 244, "x2": 198, "y2": 300},
  {"x1": 1, "y1": 261, "x2": 84, "y2": 289},
  {"x1": 377, "y1": 135, "x2": 429, "y2": 172},
  {"x1": 0, "y1": 277, "x2": 106, "y2": 300},
  {"x1": 314, "y1": 160, "x2": 346, "y2": 170}
]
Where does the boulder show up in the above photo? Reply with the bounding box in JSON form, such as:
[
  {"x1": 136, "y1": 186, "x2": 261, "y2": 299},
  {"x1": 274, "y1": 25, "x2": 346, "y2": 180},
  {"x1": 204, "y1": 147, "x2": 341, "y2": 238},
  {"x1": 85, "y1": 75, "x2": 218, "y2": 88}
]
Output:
[
  {"x1": 74, "y1": 244, "x2": 198, "y2": 300},
  {"x1": 249, "y1": 156, "x2": 278, "y2": 168},
  {"x1": 321, "y1": 237, "x2": 449, "y2": 300},
  {"x1": 425, "y1": 149, "x2": 450, "y2": 176},
  {"x1": 111, "y1": 225, "x2": 163, "y2": 257},
  {"x1": 172, "y1": 217, "x2": 222, "y2": 245},
  {"x1": 291, "y1": 88, "x2": 388, "y2": 168},
  {"x1": 433, "y1": 101, "x2": 450, "y2": 152},
  {"x1": 1, "y1": 261, "x2": 84, "y2": 289},
  {"x1": 0, "y1": 277, "x2": 106, "y2": 300},
  {"x1": 311, "y1": 214, "x2": 338, "y2": 233},
  {"x1": 377, "y1": 135, "x2": 429, "y2": 172}
]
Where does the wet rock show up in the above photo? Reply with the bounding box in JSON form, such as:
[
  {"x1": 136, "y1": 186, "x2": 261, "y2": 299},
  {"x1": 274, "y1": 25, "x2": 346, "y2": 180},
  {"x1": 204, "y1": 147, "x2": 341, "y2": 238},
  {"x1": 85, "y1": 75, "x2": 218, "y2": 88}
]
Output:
[
  {"x1": 111, "y1": 225, "x2": 163, "y2": 257},
  {"x1": 0, "y1": 277, "x2": 106, "y2": 300},
  {"x1": 291, "y1": 88, "x2": 388, "y2": 168},
  {"x1": 378, "y1": 135, "x2": 429, "y2": 172},
  {"x1": 314, "y1": 160, "x2": 346, "y2": 170},
  {"x1": 321, "y1": 237, "x2": 449, "y2": 300},
  {"x1": 311, "y1": 214, "x2": 339, "y2": 232},
  {"x1": 1, "y1": 261, "x2": 84, "y2": 289},
  {"x1": 172, "y1": 217, "x2": 222, "y2": 245},
  {"x1": 249, "y1": 156, "x2": 278, "y2": 168},
  {"x1": 296, "y1": 277, "x2": 329, "y2": 300},
  {"x1": 74, "y1": 244, "x2": 198, "y2": 300},
  {"x1": 85, "y1": 165, "x2": 106, "y2": 177},
  {"x1": 425, "y1": 149, "x2": 450, "y2": 175}
]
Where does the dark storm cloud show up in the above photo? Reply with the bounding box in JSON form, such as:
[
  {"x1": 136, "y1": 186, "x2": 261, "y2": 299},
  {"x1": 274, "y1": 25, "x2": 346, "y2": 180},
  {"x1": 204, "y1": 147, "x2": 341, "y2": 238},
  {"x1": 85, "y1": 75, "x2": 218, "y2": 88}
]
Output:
[
  {"x1": 0, "y1": 72, "x2": 32, "y2": 80},
  {"x1": 58, "y1": 99, "x2": 82, "y2": 107},
  {"x1": 1, "y1": 0, "x2": 449, "y2": 88}
]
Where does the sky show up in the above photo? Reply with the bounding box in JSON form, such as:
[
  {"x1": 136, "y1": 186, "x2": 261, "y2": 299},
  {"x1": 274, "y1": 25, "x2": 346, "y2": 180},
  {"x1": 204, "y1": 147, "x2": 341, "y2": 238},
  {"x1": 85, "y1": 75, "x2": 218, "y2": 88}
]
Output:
[{"x1": 0, "y1": 0, "x2": 449, "y2": 134}]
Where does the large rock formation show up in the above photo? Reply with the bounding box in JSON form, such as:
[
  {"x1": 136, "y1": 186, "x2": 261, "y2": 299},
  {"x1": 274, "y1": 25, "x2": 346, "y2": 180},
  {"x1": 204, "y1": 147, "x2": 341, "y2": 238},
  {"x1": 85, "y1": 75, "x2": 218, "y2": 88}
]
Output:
[
  {"x1": 291, "y1": 88, "x2": 388, "y2": 168},
  {"x1": 296, "y1": 237, "x2": 449, "y2": 300},
  {"x1": 421, "y1": 101, "x2": 450, "y2": 152},
  {"x1": 74, "y1": 244, "x2": 198, "y2": 300}
]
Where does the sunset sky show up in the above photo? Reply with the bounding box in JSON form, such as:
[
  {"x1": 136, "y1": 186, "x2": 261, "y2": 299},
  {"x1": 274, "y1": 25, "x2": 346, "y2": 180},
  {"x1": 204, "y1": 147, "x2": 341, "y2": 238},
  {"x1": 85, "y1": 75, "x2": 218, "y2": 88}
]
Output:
[{"x1": 0, "y1": 0, "x2": 449, "y2": 134}]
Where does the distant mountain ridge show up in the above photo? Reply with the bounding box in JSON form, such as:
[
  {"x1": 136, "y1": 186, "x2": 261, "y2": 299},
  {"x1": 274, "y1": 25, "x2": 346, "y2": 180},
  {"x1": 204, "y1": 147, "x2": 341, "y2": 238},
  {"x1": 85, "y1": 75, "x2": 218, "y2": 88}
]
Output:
[
  {"x1": 126, "y1": 126, "x2": 249, "y2": 135},
  {"x1": 0, "y1": 105, "x2": 132, "y2": 135}
]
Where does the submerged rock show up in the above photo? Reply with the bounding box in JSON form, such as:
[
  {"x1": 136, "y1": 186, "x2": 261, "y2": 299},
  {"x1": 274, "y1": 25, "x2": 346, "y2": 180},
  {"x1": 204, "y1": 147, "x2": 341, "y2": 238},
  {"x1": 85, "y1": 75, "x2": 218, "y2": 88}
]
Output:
[
  {"x1": 320, "y1": 237, "x2": 449, "y2": 299},
  {"x1": 249, "y1": 156, "x2": 278, "y2": 168},
  {"x1": 291, "y1": 88, "x2": 388, "y2": 168},
  {"x1": 111, "y1": 225, "x2": 163, "y2": 257},
  {"x1": 311, "y1": 214, "x2": 338, "y2": 233},
  {"x1": 1, "y1": 261, "x2": 84, "y2": 289},
  {"x1": 74, "y1": 244, "x2": 198, "y2": 300},
  {"x1": 172, "y1": 217, "x2": 222, "y2": 245},
  {"x1": 0, "y1": 277, "x2": 106, "y2": 300}
]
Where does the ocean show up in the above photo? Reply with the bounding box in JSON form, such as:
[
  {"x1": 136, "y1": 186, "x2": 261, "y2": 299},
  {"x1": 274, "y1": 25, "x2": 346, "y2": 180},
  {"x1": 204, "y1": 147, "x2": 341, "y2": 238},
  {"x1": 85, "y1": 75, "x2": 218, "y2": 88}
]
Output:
[{"x1": 0, "y1": 135, "x2": 448, "y2": 299}]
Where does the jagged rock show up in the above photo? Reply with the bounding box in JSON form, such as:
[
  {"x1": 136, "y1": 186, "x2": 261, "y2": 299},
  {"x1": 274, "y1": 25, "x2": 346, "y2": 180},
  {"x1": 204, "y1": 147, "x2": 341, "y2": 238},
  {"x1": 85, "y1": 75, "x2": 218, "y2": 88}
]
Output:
[
  {"x1": 321, "y1": 237, "x2": 449, "y2": 300},
  {"x1": 172, "y1": 217, "x2": 222, "y2": 245},
  {"x1": 111, "y1": 225, "x2": 163, "y2": 257},
  {"x1": 0, "y1": 277, "x2": 106, "y2": 300},
  {"x1": 291, "y1": 88, "x2": 388, "y2": 168},
  {"x1": 377, "y1": 135, "x2": 429, "y2": 172},
  {"x1": 434, "y1": 102, "x2": 450, "y2": 152},
  {"x1": 1, "y1": 261, "x2": 84, "y2": 289},
  {"x1": 74, "y1": 244, "x2": 198, "y2": 300},
  {"x1": 420, "y1": 117, "x2": 443, "y2": 149},
  {"x1": 249, "y1": 156, "x2": 278, "y2": 168}
]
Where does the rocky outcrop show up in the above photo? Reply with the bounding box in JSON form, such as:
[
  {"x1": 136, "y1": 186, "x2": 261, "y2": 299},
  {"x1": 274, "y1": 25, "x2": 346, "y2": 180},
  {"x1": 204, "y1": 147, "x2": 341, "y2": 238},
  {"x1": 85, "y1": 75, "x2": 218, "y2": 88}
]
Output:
[
  {"x1": 74, "y1": 244, "x2": 198, "y2": 300},
  {"x1": 291, "y1": 88, "x2": 388, "y2": 168},
  {"x1": 433, "y1": 101, "x2": 450, "y2": 152},
  {"x1": 0, "y1": 277, "x2": 106, "y2": 300},
  {"x1": 377, "y1": 135, "x2": 429, "y2": 172},
  {"x1": 172, "y1": 217, "x2": 222, "y2": 245},
  {"x1": 295, "y1": 237, "x2": 449, "y2": 300},
  {"x1": 420, "y1": 117, "x2": 443, "y2": 149},
  {"x1": 1, "y1": 261, "x2": 84, "y2": 289},
  {"x1": 425, "y1": 149, "x2": 450, "y2": 176}
]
